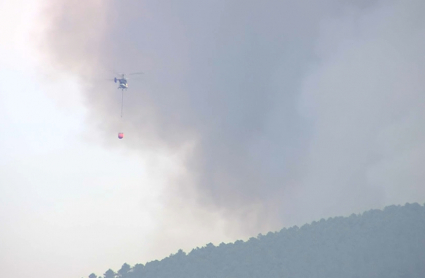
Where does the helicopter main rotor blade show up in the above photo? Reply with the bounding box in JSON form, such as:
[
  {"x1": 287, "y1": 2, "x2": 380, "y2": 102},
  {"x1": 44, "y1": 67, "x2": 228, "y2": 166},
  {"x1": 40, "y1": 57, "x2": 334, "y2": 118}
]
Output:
[
  {"x1": 126, "y1": 76, "x2": 144, "y2": 81},
  {"x1": 110, "y1": 69, "x2": 124, "y2": 77},
  {"x1": 128, "y1": 72, "x2": 144, "y2": 75}
]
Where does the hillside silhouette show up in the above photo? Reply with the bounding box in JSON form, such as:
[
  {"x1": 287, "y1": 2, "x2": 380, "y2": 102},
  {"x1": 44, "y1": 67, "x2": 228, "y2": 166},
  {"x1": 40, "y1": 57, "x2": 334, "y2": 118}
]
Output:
[{"x1": 89, "y1": 203, "x2": 425, "y2": 278}]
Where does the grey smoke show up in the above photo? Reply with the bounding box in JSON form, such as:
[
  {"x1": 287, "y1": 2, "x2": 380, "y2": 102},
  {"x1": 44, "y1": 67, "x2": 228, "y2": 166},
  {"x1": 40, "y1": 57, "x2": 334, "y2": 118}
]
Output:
[{"x1": 41, "y1": 0, "x2": 425, "y2": 234}]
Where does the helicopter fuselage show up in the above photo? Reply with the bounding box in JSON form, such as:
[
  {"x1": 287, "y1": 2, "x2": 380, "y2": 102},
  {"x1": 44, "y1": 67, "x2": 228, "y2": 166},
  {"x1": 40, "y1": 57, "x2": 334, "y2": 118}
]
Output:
[{"x1": 114, "y1": 77, "x2": 128, "y2": 90}]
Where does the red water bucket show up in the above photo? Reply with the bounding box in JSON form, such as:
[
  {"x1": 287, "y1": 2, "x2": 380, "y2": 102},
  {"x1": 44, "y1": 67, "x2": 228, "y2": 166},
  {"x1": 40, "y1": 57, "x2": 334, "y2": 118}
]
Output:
[{"x1": 118, "y1": 132, "x2": 124, "y2": 139}]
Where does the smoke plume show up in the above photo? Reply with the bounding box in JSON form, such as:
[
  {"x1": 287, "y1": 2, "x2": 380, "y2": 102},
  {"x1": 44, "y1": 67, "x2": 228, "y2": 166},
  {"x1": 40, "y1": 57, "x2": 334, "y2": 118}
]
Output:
[{"x1": 40, "y1": 0, "x2": 425, "y2": 235}]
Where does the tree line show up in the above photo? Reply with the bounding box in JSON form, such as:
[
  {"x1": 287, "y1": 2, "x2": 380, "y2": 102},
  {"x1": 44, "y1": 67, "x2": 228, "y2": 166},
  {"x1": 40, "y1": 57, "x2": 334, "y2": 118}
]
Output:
[{"x1": 88, "y1": 202, "x2": 425, "y2": 278}]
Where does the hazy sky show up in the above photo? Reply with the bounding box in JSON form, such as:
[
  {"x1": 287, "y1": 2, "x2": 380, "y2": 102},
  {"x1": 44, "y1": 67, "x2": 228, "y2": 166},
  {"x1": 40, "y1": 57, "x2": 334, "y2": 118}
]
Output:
[{"x1": 1, "y1": 0, "x2": 425, "y2": 277}]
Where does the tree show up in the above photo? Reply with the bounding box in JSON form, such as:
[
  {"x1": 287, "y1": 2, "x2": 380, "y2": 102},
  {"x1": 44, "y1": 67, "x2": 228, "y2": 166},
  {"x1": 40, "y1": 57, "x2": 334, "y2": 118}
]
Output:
[
  {"x1": 104, "y1": 269, "x2": 116, "y2": 278},
  {"x1": 89, "y1": 274, "x2": 97, "y2": 278},
  {"x1": 118, "y1": 263, "x2": 131, "y2": 278}
]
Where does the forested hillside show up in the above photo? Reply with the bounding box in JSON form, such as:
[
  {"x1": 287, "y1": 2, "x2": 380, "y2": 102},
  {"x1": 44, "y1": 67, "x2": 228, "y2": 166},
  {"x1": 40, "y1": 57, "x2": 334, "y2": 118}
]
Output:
[{"x1": 89, "y1": 203, "x2": 425, "y2": 278}]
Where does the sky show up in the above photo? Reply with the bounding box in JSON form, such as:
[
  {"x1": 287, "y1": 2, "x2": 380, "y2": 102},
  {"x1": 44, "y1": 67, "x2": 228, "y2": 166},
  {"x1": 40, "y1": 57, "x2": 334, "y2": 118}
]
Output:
[{"x1": 1, "y1": 0, "x2": 425, "y2": 277}]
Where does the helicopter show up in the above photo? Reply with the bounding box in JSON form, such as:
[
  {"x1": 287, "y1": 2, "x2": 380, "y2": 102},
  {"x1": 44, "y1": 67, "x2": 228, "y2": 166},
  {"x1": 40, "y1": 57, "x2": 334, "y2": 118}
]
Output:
[
  {"x1": 112, "y1": 72, "x2": 144, "y2": 90},
  {"x1": 109, "y1": 71, "x2": 143, "y2": 139}
]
